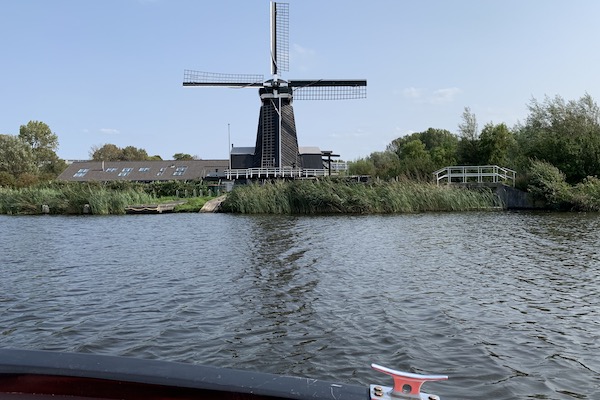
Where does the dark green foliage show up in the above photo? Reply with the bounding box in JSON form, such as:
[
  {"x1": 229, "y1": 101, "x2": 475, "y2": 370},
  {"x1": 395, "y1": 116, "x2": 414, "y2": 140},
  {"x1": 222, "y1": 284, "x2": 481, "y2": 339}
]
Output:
[
  {"x1": 1, "y1": 121, "x2": 65, "y2": 185},
  {"x1": 90, "y1": 144, "x2": 149, "y2": 161},
  {"x1": 348, "y1": 158, "x2": 376, "y2": 176},
  {"x1": 173, "y1": 153, "x2": 195, "y2": 160},
  {"x1": 479, "y1": 123, "x2": 517, "y2": 167},
  {"x1": 388, "y1": 128, "x2": 458, "y2": 180},
  {"x1": 18, "y1": 120, "x2": 59, "y2": 168},
  {"x1": 526, "y1": 159, "x2": 600, "y2": 211},
  {"x1": 570, "y1": 176, "x2": 600, "y2": 211},
  {"x1": 517, "y1": 94, "x2": 600, "y2": 184},
  {"x1": 527, "y1": 160, "x2": 571, "y2": 209}
]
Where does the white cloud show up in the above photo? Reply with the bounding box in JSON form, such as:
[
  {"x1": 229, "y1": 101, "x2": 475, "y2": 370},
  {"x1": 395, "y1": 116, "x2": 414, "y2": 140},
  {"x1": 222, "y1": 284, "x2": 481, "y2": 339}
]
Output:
[
  {"x1": 291, "y1": 44, "x2": 317, "y2": 72},
  {"x1": 328, "y1": 127, "x2": 368, "y2": 139},
  {"x1": 403, "y1": 87, "x2": 424, "y2": 99},
  {"x1": 99, "y1": 128, "x2": 120, "y2": 135},
  {"x1": 430, "y1": 87, "x2": 461, "y2": 104},
  {"x1": 402, "y1": 86, "x2": 461, "y2": 104}
]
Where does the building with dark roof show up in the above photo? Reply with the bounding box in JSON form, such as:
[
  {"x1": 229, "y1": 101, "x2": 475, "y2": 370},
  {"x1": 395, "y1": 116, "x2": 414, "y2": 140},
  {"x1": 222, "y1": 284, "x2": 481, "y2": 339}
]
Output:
[{"x1": 57, "y1": 159, "x2": 229, "y2": 182}]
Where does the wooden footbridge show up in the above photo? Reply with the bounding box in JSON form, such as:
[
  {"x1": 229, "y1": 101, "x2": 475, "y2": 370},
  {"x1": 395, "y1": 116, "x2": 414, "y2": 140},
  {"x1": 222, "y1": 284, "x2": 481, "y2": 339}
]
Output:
[{"x1": 433, "y1": 165, "x2": 516, "y2": 187}]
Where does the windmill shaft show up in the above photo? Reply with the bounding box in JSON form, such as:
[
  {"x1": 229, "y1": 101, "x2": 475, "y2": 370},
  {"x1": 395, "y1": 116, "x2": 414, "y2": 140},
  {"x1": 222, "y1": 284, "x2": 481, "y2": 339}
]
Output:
[
  {"x1": 270, "y1": 2, "x2": 289, "y2": 76},
  {"x1": 183, "y1": 82, "x2": 263, "y2": 87},
  {"x1": 290, "y1": 80, "x2": 367, "y2": 87},
  {"x1": 270, "y1": 2, "x2": 277, "y2": 76}
]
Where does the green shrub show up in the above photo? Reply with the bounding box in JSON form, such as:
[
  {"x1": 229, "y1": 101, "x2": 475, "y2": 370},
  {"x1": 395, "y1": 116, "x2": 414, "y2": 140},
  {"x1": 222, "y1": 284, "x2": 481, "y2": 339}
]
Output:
[
  {"x1": 570, "y1": 176, "x2": 600, "y2": 211},
  {"x1": 527, "y1": 159, "x2": 572, "y2": 209}
]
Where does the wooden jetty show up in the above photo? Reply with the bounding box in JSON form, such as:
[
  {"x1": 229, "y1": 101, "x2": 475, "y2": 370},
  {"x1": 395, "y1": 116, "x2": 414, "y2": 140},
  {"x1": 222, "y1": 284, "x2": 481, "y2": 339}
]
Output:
[{"x1": 125, "y1": 201, "x2": 186, "y2": 214}]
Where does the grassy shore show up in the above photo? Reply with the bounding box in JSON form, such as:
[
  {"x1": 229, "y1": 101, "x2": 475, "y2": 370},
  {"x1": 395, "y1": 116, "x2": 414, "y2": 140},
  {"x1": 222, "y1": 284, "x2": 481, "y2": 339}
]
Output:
[
  {"x1": 0, "y1": 179, "x2": 501, "y2": 215},
  {"x1": 0, "y1": 184, "x2": 155, "y2": 215},
  {"x1": 221, "y1": 179, "x2": 501, "y2": 214}
]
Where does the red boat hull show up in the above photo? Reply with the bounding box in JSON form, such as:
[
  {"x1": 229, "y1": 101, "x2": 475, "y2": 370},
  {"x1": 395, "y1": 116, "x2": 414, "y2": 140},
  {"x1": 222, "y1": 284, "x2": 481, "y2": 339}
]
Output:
[{"x1": 0, "y1": 349, "x2": 367, "y2": 400}]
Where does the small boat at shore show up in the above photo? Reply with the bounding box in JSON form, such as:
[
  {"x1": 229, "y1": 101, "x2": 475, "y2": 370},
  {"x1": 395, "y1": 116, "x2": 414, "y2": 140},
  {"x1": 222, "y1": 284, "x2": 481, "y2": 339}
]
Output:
[{"x1": 0, "y1": 349, "x2": 447, "y2": 399}]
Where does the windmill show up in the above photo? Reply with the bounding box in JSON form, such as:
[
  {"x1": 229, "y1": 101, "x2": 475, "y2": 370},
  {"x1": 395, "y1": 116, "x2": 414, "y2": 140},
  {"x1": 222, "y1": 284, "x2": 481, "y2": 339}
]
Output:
[{"x1": 183, "y1": 2, "x2": 366, "y2": 174}]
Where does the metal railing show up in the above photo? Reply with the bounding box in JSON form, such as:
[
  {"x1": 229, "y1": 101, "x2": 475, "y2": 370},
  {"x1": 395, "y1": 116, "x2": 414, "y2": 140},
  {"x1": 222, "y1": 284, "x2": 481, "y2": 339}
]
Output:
[
  {"x1": 433, "y1": 165, "x2": 516, "y2": 187},
  {"x1": 225, "y1": 168, "x2": 330, "y2": 179}
]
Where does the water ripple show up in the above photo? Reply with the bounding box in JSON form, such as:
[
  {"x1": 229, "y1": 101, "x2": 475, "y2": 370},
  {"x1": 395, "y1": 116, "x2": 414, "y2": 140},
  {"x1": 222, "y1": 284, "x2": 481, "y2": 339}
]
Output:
[{"x1": 1, "y1": 212, "x2": 599, "y2": 399}]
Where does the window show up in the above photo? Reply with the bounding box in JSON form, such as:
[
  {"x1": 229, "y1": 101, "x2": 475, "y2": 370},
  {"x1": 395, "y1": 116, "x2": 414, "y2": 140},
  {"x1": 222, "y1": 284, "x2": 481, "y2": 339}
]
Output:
[
  {"x1": 173, "y1": 166, "x2": 188, "y2": 176},
  {"x1": 157, "y1": 167, "x2": 166, "y2": 176},
  {"x1": 138, "y1": 167, "x2": 150, "y2": 172},
  {"x1": 118, "y1": 168, "x2": 133, "y2": 177},
  {"x1": 105, "y1": 167, "x2": 117, "y2": 173},
  {"x1": 73, "y1": 168, "x2": 89, "y2": 177}
]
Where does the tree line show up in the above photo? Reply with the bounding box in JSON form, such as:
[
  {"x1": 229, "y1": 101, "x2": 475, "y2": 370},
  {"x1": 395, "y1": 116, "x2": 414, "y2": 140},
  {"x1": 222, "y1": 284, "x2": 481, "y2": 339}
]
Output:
[
  {"x1": 88, "y1": 144, "x2": 197, "y2": 162},
  {"x1": 0, "y1": 121, "x2": 66, "y2": 187},
  {"x1": 348, "y1": 93, "x2": 600, "y2": 188},
  {"x1": 0, "y1": 121, "x2": 199, "y2": 187},
  {"x1": 3, "y1": 93, "x2": 600, "y2": 199}
]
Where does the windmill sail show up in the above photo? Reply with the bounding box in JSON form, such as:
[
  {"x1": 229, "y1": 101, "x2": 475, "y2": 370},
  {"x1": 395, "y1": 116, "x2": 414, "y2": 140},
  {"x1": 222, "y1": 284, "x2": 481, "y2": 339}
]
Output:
[
  {"x1": 183, "y1": 70, "x2": 264, "y2": 87},
  {"x1": 290, "y1": 80, "x2": 367, "y2": 100},
  {"x1": 271, "y1": 2, "x2": 289, "y2": 75}
]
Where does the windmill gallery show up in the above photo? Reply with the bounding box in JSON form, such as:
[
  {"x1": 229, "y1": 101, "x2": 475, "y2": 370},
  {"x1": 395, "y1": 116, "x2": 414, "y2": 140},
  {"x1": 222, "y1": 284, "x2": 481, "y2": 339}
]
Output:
[{"x1": 183, "y1": 2, "x2": 367, "y2": 180}]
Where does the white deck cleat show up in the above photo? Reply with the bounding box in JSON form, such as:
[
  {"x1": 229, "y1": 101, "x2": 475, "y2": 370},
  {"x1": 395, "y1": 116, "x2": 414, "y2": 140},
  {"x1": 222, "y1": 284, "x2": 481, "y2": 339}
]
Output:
[{"x1": 370, "y1": 363, "x2": 448, "y2": 400}]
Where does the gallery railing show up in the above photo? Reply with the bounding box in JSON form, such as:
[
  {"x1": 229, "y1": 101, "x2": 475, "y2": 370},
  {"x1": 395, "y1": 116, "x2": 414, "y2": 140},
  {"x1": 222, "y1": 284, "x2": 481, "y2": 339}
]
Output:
[{"x1": 225, "y1": 168, "x2": 330, "y2": 179}]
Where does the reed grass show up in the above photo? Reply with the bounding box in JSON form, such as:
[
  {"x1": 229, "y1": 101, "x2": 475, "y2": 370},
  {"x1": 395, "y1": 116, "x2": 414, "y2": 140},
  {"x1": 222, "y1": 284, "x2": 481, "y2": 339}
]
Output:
[
  {"x1": 0, "y1": 183, "x2": 154, "y2": 215},
  {"x1": 221, "y1": 179, "x2": 500, "y2": 214}
]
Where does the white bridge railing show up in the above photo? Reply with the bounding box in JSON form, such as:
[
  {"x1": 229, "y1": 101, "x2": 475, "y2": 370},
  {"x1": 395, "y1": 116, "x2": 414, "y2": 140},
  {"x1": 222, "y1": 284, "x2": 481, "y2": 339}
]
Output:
[
  {"x1": 225, "y1": 168, "x2": 330, "y2": 179},
  {"x1": 433, "y1": 165, "x2": 516, "y2": 187}
]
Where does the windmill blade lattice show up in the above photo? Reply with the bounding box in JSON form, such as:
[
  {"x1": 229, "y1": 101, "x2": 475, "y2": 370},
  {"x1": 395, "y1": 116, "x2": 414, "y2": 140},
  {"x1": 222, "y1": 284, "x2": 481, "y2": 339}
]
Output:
[
  {"x1": 183, "y1": 70, "x2": 264, "y2": 87},
  {"x1": 290, "y1": 80, "x2": 367, "y2": 100},
  {"x1": 271, "y1": 2, "x2": 289, "y2": 74}
]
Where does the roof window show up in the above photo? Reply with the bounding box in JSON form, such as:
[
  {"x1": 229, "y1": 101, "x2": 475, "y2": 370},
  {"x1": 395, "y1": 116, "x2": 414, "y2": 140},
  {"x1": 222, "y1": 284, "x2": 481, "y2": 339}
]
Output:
[{"x1": 73, "y1": 168, "x2": 89, "y2": 177}]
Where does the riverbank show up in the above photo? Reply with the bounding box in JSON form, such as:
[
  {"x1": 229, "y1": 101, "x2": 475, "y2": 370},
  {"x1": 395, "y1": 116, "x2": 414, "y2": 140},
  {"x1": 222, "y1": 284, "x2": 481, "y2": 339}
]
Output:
[
  {"x1": 0, "y1": 180, "x2": 503, "y2": 215},
  {"x1": 0, "y1": 183, "x2": 215, "y2": 215}
]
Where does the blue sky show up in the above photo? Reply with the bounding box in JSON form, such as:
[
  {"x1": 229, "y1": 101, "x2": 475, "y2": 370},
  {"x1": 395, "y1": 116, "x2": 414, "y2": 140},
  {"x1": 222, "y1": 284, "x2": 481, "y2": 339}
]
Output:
[{"x1": 2, "y1": 0, "x2": 600, "y2": 161}]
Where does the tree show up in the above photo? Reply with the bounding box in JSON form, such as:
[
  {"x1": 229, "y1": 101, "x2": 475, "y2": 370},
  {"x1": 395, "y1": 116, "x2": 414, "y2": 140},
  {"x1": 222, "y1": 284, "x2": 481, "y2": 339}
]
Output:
[
  {"x1": 90, "y1": 144, "x2": 150, "y2": 161},
  {"x1": 121, "y1": 146, "x2": 149, "y2": 161},
  {"x1": 517, "y1": 94, "x2": 600, "y2": 183},
  {"x1": 387, "y1": 128, "x2": 458, "y2": 180},
  {"x1": 458, "y1": 107, "x2": 479, "y2": 141},
  {"x1": 19, "y1": 120, "x2": 59, "y2": 161},
  {"x1": 173, "y1": 153, "x2": 194, "y2": 160},
  {"x1": 397, "y1": 139, "x2": 434, "y2": 180},
  {"x1": 457, "y1": 107, "x2": 482, "y2": 165},
  {"x1": 0, "y1": 134, "x2": 38, "y2": 177},
  {"x1": 368, "y1": 151, "x2": 401, "y2": 179},
  {"x1": 90, "y1": 144, "x2": 122, "y2": 161},
  {"x1": 18, "y1": 121, "x2": 63, "y2": 176},
  {"x1": 348, "y1": 158, "x2": 376, "y2": 176},
  {"x1": 479, "y1": 122, "x2": 516, "y2": 166}
]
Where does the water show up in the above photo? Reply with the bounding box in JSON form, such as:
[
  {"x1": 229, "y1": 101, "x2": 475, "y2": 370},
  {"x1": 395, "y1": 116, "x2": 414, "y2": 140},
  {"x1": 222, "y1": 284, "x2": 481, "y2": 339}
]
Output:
[{"x1": 0, "y1": 212, "x2": 598, "y2": 399}]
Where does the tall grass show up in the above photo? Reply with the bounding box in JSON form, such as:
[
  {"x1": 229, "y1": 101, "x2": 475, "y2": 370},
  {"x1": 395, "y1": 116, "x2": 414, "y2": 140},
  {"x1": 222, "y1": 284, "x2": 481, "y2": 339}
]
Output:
[
  {"x1": 0, "y1": 183, "x2": 154, "y2": 215},
  {"x1": 221, "y1": 179, "x2": 500, "y2": 214}
]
